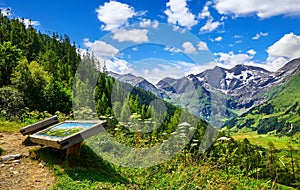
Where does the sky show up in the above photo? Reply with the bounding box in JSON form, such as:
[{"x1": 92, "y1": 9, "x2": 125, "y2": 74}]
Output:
[{"x1": 1, "y1": 0, "x2": 300, "y2": 83}]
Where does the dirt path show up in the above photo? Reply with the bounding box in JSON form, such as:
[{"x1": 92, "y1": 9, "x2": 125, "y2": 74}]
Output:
[{"x1": 0, "y1": 132, "x2": 54, "y2": 190}]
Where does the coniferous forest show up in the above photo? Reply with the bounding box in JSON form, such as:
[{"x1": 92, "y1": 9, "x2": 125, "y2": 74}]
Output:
[{"x1": 0, "y1": 12, "x2": 299, "y2": 189}]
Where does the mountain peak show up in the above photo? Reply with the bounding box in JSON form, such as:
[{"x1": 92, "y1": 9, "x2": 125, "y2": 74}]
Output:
[
  {"x1": 230, "y1": 64, "x2": 271, "y2": 75},
  {"x1": 277, "y1": 57, "x2": 300, "y2": 76}
]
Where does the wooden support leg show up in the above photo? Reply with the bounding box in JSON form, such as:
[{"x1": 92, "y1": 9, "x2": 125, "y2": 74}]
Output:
[{"x1": 65, "y1": 141, "x2": 82, "y2": 159}]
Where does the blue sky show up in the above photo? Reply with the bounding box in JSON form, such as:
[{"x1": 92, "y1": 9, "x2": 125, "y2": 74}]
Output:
[{"x1": 1, "y1": 0, "x2": 300, "y2": 83}]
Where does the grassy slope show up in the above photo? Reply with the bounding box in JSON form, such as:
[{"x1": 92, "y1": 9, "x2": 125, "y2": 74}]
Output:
[
  {"x1": 224, "y1": 72, "x2": 300, "y2": 135},
  {"x1": 231, "y1": 132, "x2": 299, "y2": 150},
  {"x1": 2, "y1": 120, "x2": 293, "y2": 189},
  {"x1": 33, "y1": 144, "x2": 279, "y2": 190},
  {"x1": 0, "y1": 118, "x2": 25, "y2": 132}
]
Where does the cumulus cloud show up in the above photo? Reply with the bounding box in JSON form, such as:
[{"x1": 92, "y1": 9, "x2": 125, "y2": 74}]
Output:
[
  {"x1": 214, "y1": 0, "x2": 300, "y2": 18},
  {"x1": 84, "y1": 38, "x2": 119, "y2": 59},
  {"x1": 182, "y1": 42, "x2": 197, "y2": 54},
  {"x1": 214, "y1": 51, "x2": 255, "y2": 68},
  {"x1": 176, "y1": 60, "x2": 216, "y2": 76},
  {"x1": 18, "y1": 18, "x2": 40, "y2": 28},
  {"x1": 198, "y1": 4, "x2": 211, "y2": 19},
  {"x1": 112, "y1": 29, "x2": 149, "y2": 43},
  {"x1": 214, "y1": 33, "x2": 300, "y2": 71},
  {"x1": 265, "y1": 57, "x2": 289, "y2": 71},
  {"x1": 247, "y1": 49, "x2": 257, "y2": 56},
  {"x1": 267, "y1": 33, "x2": 300, "y2": 59},
  {"x1": 265, "y1": 33, "x2": 300, "y2": 70},
  {"x1": 126, "y1": 60, "x2": 215, "y2": 84},
  {"x1": 164, "y1": 0, "x2": 198, "y2": 30},
  {"x1": 200, "y1": 18, "x2": 222, "y2": 33},
  {"x1": 215, "y1": 36, "x2": 223, "y2": 42},
  {"x1": 76, "y1": 48, "x2": 89, "y2": 59},
  {"x1": 214, "y1": 50, "x2": 285, "y2": 71},
  {"x1": 96, "y1": 1, "x2": 138, "y2": 31},
  {"x1": 106, "y1": 58, "x2": 131, "y2": 74},
  {"x1": 197, "y1": 41, "x2": 209, "y2": 51},
  {"x1": 0, "y1": 8, "x2": 39, "y2": 28},
  {"x1": 139, "y1": 19, "x2": 159, "y2": 28},
  {"x1": 252, "y1": 32, "x2": 268, "y2": 40},
  {"x1": 198, "y1": 2, "x2": 223, "y2": 33},
  {"x1": 0, "y1": 7, "x2": 12, "y2": 16}
]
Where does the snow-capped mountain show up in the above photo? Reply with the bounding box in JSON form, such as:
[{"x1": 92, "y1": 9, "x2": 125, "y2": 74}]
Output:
[{"x1": 109, "y1": 58, "x2": 300, "y2": 127}]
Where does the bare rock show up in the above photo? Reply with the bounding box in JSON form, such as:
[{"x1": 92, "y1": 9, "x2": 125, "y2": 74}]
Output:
[{"x1": 1, "y1": 154, "x2": 22, "y2": 161}]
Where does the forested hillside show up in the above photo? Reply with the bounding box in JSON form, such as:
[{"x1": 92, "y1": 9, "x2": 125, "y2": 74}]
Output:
[
  {"x1": 0, "y1": 13, "x2": 80, "y2": 119},
  {"x1": 0, "y1": 12, "x2": 299, "y2": 189}
]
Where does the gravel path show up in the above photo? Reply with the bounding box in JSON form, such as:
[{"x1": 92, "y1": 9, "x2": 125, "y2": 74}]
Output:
[{"x1": 0, "y1": 132, "x2": 54, "y2": 190}]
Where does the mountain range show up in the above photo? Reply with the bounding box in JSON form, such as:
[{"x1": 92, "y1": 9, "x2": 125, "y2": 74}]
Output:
[{"x1": 109, "y1": 58, "x2": 300, "y2": 128}]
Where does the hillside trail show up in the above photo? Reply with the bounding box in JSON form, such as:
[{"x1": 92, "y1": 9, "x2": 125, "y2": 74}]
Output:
[{"x1": 0, "y1": 132, "x2": 54, "y2": 190}]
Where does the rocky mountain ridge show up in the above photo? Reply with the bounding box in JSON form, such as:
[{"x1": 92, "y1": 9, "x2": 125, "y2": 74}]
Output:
[{"x1": 109, "y1": 58, "x2": 300, "y2": 127}]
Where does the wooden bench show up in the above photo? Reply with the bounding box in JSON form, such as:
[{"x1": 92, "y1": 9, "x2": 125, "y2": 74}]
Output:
[{"x1": 20, "y1": 115, "x2": 59, "y2": 135}]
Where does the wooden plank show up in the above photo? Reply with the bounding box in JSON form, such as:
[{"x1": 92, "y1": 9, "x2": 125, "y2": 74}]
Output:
[
  {"x1": 65, "y1": 141, "x2": 82, "y2": 158},
  {"x1": 20, "y1": 115, "x2": 59, "y2": 135},
  {"x1": 29, "y1": 135, "x2": 61, "y2": 149}
]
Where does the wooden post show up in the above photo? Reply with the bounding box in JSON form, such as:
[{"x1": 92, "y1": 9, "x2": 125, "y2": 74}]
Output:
[{"x1": 65, "y1": 141, "x2": 82, "y2": 159}]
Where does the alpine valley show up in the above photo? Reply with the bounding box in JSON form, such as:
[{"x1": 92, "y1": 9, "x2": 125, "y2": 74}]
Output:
[{"x1": 109, "y1": 58, "x2": 300, "y2": 132}]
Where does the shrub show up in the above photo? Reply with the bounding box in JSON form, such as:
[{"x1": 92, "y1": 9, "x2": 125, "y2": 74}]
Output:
[{"x1": 0, "y1": 86, "x2": 25, "y2": 120}]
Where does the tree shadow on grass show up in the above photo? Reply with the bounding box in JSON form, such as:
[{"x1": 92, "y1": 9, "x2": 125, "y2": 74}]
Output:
[{"x1": 30, "y1": 143, "x2": 128, "y2": 185}]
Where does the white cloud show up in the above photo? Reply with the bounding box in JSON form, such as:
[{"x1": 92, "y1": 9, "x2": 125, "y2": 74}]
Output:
[
  {"x1": 252, "y1": 32, "x2": 268, "y2": 40},
  {"x1": 152, "y1": 20, "x2": 159, "y2": 28},
  {"x1": 164, "y1": 46, "x2": 182, "y2": 53},
  {"x1": 197, "y1": 41, "x2": 209, "y2": 51},
  {"x1": 84, "y1": 38, "x2": 119, "y2": 59},
  {"x1": 265, "y1": 57, "x2": 289, "y2": 71},
  {"x1": 126, "y1": 60, "x2": 216, "y2": 84},
  {"x1": 139, "y1": 19, "x2": 151, "y2": 28},
  {"x1": 264, "y1": 33, "x2": 300, "y2": 71},
  {"x1": 106, "y1": 58, "x2": 130, "y2": 74},
  {"x1": 18, "y1": 18, "x2": 40, "y2": 28},
  {"x1": 139, "y1": 19, "x2": 159, "y2": 28},
  {"x1": 214, "y1": 33, "x2": 300, "y2": 72},
  {"x1": 112, "y1": 29, "x2": 149, "y2": 43},
  {"x1": 214, "y1": 0, "x2": 300, "y2": 18},
  {"x1": 1, "y1": 8, "x2": 40, "y2": 28},
  {"x1": 200, "y1": 18, "x2": 222, "y2": 33},
  {"x1": 214, "y1": 51, "x2": 255, "y2": 68},
  {"x1": 164, "y1": 0, "x2": 198, "y2": 30},
  {"x1": 176, "y1": 60, "x2": 216, "y2": 76},
  {"x1": 182, "y1": 42, "x2": 196, "y2": 54},
  {"x1": 247, "y1": 49, "x2": 256, "y2": 56},
  {"x1": 267, "y1": 33, "x2": 300, "y2": 59},
  {"x1": 0, "y1": 7, "x2": 12, "y2": 16},
  {"x1": 76, "y1": 48, "x2": 89, "y2": 59},
  {"x1": 96, "y1": 1, "x2": 137, "y2": 31},
  {"x1": 198, "y1": 2, "x2": 223, "y2": 33},
  {"x1": 215, "y1": 36, "x2": 223, "y2": 42},
  {"x1": 220, "y1": 16, "x2": 228, "y2": 21},
  {"x1": 233, "y1": 35, "x2": 242, "y2": 39},
  {"x1": 198, "y1": 4, "x2": 211, "y2": 19}
]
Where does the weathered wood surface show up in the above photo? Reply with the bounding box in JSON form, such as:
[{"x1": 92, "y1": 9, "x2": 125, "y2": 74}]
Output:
[
  {"x1": 65, "y1": 142, "x2": 82, "y2": 158},
  {"x1": 20, "y1": 115, "x2": 59, "y2": 135},
  {"x1": 29, "y1": 120, "x2": 107, "y2": 150}
]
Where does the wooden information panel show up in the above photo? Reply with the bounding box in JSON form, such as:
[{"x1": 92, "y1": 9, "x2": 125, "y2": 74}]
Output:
[{"x1": 29, "y1": 120, "x2": 107, "y2": 152}]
